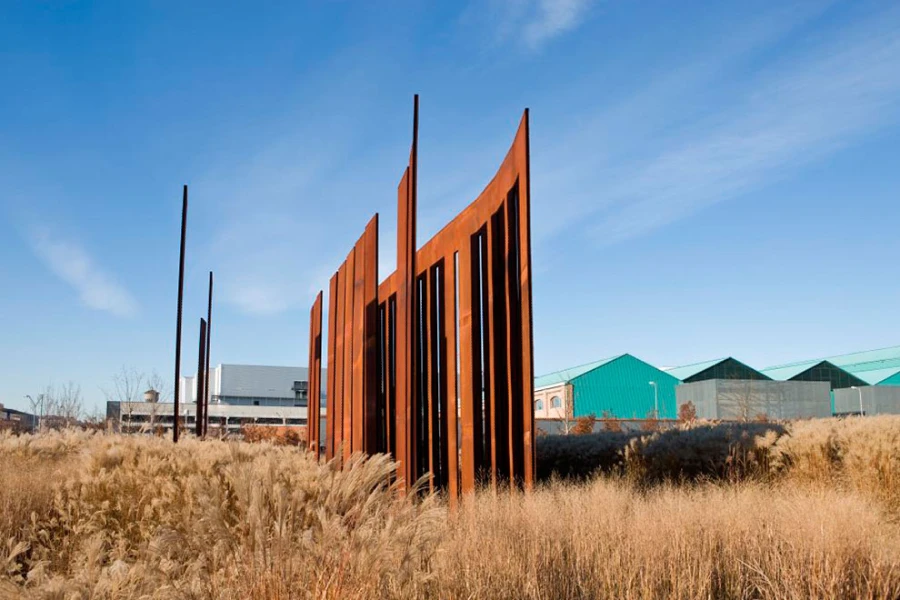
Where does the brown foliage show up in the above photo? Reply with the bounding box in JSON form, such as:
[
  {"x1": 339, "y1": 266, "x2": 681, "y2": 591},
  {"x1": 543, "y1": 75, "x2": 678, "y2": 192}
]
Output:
[
  {"x1": 641, "y1": 410, "x2": 661, "y2": 432},
  {"x1": 241, "y1": 425, "x2": 307, "y2": 446},
  {"x1": 678, "y1": 401, "x2": 697, "y2": 423},
  {"x1": 571, "y1": 413, "x2": 596, "y2": 435},
  {"x1": 600, "y1": 410, "x2": 622, "y2": 432}
]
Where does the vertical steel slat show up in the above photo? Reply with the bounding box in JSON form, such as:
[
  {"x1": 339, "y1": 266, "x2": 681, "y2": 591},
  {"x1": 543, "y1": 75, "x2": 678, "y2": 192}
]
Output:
[
  {"x1": 457, "y1": 236, "x2": 477, "y2": 494},
  {"x1": 363, "y1": 217, "x2": 380, "y2": 453},
  {"x1": 342, "y1": 249, "x2": 356, "y2": 463},
  {"x1": 325, "y1": 274, "x2": 338, "y2": 460},
  {"x1": 444, "y1": 253, "x2": 460, "y2": 506}
]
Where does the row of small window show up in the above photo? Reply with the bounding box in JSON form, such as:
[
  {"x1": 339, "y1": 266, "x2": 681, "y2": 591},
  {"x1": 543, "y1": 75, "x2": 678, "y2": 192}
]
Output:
[{"x1": 535, "y1": 396, "x2": 562, "y2": 411}]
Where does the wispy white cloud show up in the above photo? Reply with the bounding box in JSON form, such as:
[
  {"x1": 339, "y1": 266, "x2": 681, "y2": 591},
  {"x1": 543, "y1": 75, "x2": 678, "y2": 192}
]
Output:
[
  {"x1": 533, "y1": 4, "x2": 900, "y2": 245},
  {"x1": 523, "y1": 0, "x2": 594, "y2": 48},
  {"x1": 476, "y1": 0, "x2": 595, "y2": 49},
  {"x1": 29, "y1": 228, "x2": 138, "y2": 317}
]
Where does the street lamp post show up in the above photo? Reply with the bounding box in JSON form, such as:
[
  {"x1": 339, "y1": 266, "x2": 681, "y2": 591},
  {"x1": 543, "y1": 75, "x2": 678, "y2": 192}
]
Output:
[
  {"x1": 648, "y1": 381, "x2": 658, "y2": 418},
  {"x1": 24, "y1": 394, "x2": 44, "y2": 433},
  {"x1": 851, "y1": 386, "x2": 864, "y2": 416},
  {"x1": 24, "y1": 395, "x2": 34, "y2": 433}
]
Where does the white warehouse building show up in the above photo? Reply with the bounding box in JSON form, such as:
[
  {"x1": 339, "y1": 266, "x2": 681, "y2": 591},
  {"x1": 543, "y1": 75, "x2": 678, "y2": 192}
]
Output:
[{"x1": 108, "y1": 364, "x2": 326, "y2": 435}]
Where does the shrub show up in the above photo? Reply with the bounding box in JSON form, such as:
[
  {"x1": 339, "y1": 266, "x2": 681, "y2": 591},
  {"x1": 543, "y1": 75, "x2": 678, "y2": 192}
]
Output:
[
  {"x1": 678, "y1": 401, "x2": 697, "y2": 423},
  {"x1": 536, "y1": 430, "x2": 640, "y2": 480},
  {"x1": 570, "y1": 413, "x2": 596, "y2": 435},
  {"x1": 241, "y1": 424, "x2": 307, "y2": 446},
  {"x1": 624, "y1": 422, "x2": 787, "y2": 484}
]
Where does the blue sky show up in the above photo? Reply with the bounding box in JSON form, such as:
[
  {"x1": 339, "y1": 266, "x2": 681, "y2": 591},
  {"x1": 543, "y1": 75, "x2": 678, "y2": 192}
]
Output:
[{"x1": 2, "y1": 0, "x2": 899, "y2": 414}]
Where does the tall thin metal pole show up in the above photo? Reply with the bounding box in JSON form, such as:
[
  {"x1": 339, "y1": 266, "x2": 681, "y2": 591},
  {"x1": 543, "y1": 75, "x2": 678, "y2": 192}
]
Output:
[
  {"x1": 173, "y1": 185, "x2": 188, "y2": 442},
  {"x1": 204, "y1": 271, "x2": 213, "y2": 437},
  {"x1": 195, "y1": 318, "x2": 207, "y2": 436}
]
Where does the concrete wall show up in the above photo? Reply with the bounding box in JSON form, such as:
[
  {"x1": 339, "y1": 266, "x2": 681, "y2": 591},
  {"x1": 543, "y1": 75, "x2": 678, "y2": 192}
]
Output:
[
  {"x1": 676, "y1": 379, "x2": 831, "y2": 420},
  {"x1": 834, "y1": 386, "x2": 900, "y2": 415}
]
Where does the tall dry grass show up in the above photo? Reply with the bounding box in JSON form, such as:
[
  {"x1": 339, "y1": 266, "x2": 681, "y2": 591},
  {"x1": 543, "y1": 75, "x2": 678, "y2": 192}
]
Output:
[{"x1": 1, "y1": 416, "x2": 899, "y2": 599}]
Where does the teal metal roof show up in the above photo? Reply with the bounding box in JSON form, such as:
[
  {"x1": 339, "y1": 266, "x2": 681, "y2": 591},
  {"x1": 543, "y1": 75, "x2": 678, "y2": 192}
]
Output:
[
  {"x1": 766, "y1": 345, "x2": 900, "y2": 385},
  {"x1": 848, "y1": 367, "x2": 900, "y2": 385},
  {"x1": 568, "y1": 354, "x2": 681, "y2": 419},
  {"x1": 533, "y1": 355, "x2": 623, "y2": 389},
  {"x1": 661, "y1": 358, "x2": 727, "y2": 381},
  {"x1": 762, "y1": 360, "x2": 831, "y2": 381}
]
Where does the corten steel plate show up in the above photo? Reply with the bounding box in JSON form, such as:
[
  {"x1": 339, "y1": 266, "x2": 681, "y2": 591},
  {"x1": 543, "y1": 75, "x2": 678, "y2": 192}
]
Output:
[
  {"x1": 314, "y1": 97, "x2": 535, "y2": 499},
  {"x1": 307, "y1": 291, "x2": 323, "y2": 457},
  {"x1": 324, "y1": 218, "x2": 380, "y2": 463}
]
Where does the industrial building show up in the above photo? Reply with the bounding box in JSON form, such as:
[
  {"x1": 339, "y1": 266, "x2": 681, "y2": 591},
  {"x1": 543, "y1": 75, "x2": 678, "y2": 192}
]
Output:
[
  {"x1": 761, "y1": 360, "x2": 867, "y2": 390},
  {"x1": 533, "y1": 354, "x2": 680, "y2": 422},
  {"x1": 834, "y1": 385, "x2": 900, "y2": 416},
  {"x1": 764, "y1": 346, "x2": 900, "y2": 387},
  {"x1": 107, "y1": 364, "x2": 326, "y2": 435},
  {"x1": 663, "y1": 357, "x2": 770, "y2": 383},
  {"x1": 675, "y1": 379, "x2": 831, "y2": 420},
  {"x1": 662, "y1": 357, "x2": 834, "y2": 420}
]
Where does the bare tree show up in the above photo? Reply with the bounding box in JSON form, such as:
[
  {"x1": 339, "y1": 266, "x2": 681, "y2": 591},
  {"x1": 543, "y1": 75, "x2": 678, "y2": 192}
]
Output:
[
  {"x1": 145, "y1": 370, "x2": 171, "y2": 402},
  {"x1": 143, "y1": 370, "x2": 170, "y2": 429},
  {"x1": 55, "y1": 381, "x2": 83, "y2": 426},
  {"x1": 102, "y1": 367, "x2": 145, "y2": 433}
]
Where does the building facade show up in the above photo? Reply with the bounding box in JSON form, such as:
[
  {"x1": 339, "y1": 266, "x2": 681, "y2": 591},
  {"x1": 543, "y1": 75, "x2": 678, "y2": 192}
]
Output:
[
  {"x1": 534, "y1": 354, "x2": 680, "y2": 422},
  {"x1": 108, "y1": 364, "x2": 326, "y2": 435}
]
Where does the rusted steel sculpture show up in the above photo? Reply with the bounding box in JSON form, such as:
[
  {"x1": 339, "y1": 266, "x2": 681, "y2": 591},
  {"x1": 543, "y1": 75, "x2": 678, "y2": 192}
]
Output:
[
  {"x1": 311, "y1": 97, "x2": 535, "y2": 500},
  {"x1": 194, "y1": 318, "x2": 207, "y2": 437},
  {"x1": 173, "y1": 185, "x2": 188, "y2": 443},
  {"x1": 324, "y1": 217, "x2": 380, "y2": 462},
  {"x1": 307, "y1": 292, "x2": 323, "y2": 457}
]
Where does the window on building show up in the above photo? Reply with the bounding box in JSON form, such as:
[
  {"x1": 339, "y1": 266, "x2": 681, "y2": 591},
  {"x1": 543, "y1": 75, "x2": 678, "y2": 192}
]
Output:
[
  {"x1": 253, "y1": 400, "x2": 260, "y2": 406},
  {"x1": 536, "y1": 399, "x2": 544, "y2": 411},
  {"x1": 551, "y1": 396, "x2": 562, "y2": 409}
]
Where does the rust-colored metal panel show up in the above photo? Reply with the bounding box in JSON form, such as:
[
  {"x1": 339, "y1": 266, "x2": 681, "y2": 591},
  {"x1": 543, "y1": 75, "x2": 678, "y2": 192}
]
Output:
[
  {"x1": 312, "y1": 99, "x2": 534, "y2": 497},
  {"x1": 394, "y1": 95, "x2": 418, "y2": 490},
  {"x1": 342, "y1": 248, "x2": 356, "y2": 464},
  {"x1": 351, "y1": 242, "x2": 365, "y2": 455},
  {"x1": 423, "y1": 268, "x2": 435, "y2": 492},
  {"x1": 489, "y1": 208, "x2": 511, "y2": 486},
  {"x1": 484, "y1": 218, "x2": 499, "y2": 489},
  {"x1": 308, "y1": 291, "x2": 323, "y2": 458},
  {"x1": 443, "y1": 252, "x2": 460, "y2": 507},
  {"x1": 515, "y1": 111, "x2": 536, "y2": 489},
  {"x1": 325, "y1": 274, "x2": 338, "y2": 460},
  {"x1": 456, "y1": 237, "x2": 477, "y2": 494},
  {"x1": 333, "y1": 262, "x2": 347, "y2": 460},
  {"x1": 362, "y1": 216, "x2": 379, "y2": 453}
]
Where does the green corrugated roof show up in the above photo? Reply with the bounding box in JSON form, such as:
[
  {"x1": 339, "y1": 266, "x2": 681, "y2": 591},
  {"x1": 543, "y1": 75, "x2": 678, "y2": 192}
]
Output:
[
  {"x1": 534, "y1": 355, "x2": 623, "y2": 389},
  {"x1": 766, "y1": 345, "x2": 900, "y2": 385},
  {"x1": 762, "y1": 359, "x2": 831, "y2": 381},
  {"x1": 849, "y1": 366, "x2": 900, "y2": 385},
  {"x1": 661, "y1": 358, "x2": 728, "y2": 381},
  {"x1": 568, "y1": 354, "x2": 681, "y2": 419}
]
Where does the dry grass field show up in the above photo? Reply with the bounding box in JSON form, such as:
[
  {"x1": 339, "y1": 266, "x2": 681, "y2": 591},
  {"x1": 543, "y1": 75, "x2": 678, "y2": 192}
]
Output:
[{"x1": 1, "y1": 416, "x2": 899, "y2": 599}]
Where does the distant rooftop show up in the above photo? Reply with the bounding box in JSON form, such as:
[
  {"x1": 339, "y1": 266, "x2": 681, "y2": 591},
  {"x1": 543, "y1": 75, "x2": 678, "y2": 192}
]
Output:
[{"x1": 533, "y1": 355, "x2": 624, "y2": 389}]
